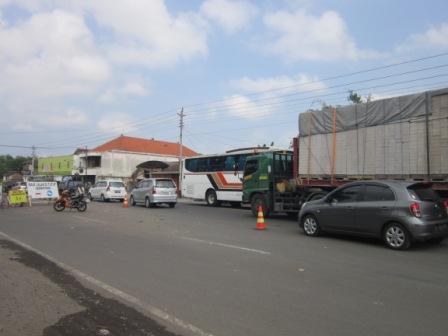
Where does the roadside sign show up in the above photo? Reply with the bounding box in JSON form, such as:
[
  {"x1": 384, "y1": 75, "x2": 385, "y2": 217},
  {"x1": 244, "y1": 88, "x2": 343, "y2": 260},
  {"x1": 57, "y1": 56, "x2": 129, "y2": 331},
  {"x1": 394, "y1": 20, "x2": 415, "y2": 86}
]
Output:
[
  {"x1": 27, "y1": 182, "x2": 59, "y2": 199},
  {"x1": 9, "y1": 190, "x2": 28, "y2": 204}
]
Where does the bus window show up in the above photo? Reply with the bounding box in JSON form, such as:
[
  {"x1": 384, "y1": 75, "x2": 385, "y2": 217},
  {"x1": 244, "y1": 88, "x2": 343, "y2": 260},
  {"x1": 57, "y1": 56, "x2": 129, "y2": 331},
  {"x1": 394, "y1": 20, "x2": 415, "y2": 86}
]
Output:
[
  {"x1": 196, "y1": 158, "x2": 208, "y2": 172},
  {"x1": 185, "y1": 158, "x2": 198, "y2": 172},
  {"x1": 209, "y1": 156, "x2": 226, "y2": 172}
]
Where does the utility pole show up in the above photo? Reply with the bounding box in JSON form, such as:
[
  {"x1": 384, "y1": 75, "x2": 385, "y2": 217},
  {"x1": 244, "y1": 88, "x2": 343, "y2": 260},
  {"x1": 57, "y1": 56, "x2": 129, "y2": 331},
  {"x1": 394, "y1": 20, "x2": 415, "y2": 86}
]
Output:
[
  {"x1": 178, "y1": 107, "x2": 185, "y2": 196},
  {"x1": 85, "y1": 146, "x2": 88, "y2": 183},
  {"x1": 31, "y1": 145, "x2": 36, "y2": 176}
]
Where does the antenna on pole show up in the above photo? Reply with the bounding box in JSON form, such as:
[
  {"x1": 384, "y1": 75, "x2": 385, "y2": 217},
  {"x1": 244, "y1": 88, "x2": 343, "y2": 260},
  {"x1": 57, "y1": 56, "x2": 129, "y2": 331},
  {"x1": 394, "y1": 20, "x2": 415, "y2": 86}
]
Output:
[{"x1": 178, "y1": 107, "x2": 185, "y2": 196}]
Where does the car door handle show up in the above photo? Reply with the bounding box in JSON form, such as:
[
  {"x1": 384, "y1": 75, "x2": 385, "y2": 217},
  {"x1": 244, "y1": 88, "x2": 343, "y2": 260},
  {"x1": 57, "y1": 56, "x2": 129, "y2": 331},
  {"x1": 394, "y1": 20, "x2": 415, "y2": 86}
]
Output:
[
  {"x1": 347, "y1": 206, "x2": 355, "y2": 210},
  {"x1": 380, "y1": 207, "x2": 389, "y2": 210}
]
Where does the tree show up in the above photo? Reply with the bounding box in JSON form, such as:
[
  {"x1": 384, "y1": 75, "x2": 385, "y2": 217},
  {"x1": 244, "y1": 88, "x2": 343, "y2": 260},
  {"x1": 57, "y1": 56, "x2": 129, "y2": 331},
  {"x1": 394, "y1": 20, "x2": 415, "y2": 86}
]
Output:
[
  {"x1": 0, "y1": 155, "x2": 31, "y2": 178},
  {"x1": 347, "y1": 90, "x2": 363, "y2": 104}
]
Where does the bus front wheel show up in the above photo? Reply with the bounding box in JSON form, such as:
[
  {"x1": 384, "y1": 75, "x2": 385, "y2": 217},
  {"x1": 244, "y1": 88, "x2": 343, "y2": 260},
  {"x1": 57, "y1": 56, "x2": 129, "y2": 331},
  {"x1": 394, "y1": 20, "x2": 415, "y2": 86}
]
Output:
[{"x1": 205, "y1": 189, "x2": 220, "y2": 207}]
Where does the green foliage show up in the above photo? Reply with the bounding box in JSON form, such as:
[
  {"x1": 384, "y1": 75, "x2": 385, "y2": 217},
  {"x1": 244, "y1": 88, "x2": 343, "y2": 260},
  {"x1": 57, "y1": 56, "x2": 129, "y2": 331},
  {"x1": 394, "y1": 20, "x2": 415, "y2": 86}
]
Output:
[
  {"x1": 347, "y1": 90, "x2": 363, "y2": 104},
  {"x1": 0, "y1": 155, "x2": 31, "y2": 178}
]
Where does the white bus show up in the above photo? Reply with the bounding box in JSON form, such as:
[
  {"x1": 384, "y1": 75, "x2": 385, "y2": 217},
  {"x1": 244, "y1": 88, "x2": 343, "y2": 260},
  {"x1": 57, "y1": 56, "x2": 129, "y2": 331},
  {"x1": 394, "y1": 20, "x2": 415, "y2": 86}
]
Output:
[{"x1": 181, "y1": 147, "x2": 279, "y2": 206}]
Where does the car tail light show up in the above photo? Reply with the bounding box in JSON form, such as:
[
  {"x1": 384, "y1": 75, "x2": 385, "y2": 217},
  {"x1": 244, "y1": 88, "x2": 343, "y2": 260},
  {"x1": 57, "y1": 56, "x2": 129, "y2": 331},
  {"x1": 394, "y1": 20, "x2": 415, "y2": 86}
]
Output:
[
  {"x1": 443, "y1": 200, "x2": 448, "y2": 215},
  {"x1": 409, "y1": 202, "x2": 421, "y2": 218}
]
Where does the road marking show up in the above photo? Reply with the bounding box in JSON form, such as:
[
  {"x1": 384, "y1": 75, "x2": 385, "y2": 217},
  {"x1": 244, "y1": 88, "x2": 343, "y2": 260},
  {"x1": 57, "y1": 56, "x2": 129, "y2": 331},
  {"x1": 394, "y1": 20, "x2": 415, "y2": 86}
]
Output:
[
  {"x1": 0, "y1": 231, "x2": 215, "y2": 336},
  {"x1": 181, "y1": 237, "x2": 271, "y2": 255},
  {"x1": 71, "y1": 215, "x2": 107, "y2": 224}
]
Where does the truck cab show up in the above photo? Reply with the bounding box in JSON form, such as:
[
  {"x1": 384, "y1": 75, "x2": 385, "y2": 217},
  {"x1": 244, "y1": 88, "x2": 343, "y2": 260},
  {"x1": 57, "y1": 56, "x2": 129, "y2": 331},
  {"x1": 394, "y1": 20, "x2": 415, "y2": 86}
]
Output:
[{"x1": 242, "y1": 150, "x2": 298, "y2": 217}]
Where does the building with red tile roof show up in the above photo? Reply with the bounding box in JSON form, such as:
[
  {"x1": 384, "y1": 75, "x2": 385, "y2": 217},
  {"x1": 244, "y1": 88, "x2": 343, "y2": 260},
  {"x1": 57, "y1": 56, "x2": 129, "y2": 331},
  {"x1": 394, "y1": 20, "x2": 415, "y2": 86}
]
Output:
[
  {"x1": 92, "y1": 135, "x2": 198, "y2": 157},
  {"x1": 73, "y1": 135, "x2": 198, "y2": 184}
]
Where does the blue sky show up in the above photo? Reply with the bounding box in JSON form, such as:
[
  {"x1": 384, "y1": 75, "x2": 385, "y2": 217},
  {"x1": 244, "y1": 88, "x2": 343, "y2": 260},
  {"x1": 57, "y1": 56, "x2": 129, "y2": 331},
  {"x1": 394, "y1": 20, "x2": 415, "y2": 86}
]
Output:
[{"x1": 0, "y1": 0, "x2": 447, "y2": 157}]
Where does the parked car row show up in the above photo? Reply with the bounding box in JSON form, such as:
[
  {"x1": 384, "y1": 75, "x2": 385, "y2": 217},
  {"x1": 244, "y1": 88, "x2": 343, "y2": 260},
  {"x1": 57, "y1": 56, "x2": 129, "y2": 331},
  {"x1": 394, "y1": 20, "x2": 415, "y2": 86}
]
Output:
[
  {"x1": 298, "y1": 181, "x2": 448, "y2": 250},
  {"x1": 88, "y1": 178, "x2": 178, "y2": 208},
  {"x1": 85, "y1": 177, "x2": 447, "y2": 250}
]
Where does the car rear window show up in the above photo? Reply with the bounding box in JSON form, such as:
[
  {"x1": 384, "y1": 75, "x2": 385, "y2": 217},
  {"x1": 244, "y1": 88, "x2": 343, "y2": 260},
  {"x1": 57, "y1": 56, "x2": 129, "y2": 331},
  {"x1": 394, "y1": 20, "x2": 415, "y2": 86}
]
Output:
[
  {"x1": 110, "y1": 182, "x2": 124, "y2": 188},
  {"x1": 408, "y1": 184, "x2": 440, "y2": 202},
  {"x1": 364, "y1": 185, "x2": 395, "y2": 201},
  {"x1": 155, "y1": 180, "x2": 175, "y2": 188}
]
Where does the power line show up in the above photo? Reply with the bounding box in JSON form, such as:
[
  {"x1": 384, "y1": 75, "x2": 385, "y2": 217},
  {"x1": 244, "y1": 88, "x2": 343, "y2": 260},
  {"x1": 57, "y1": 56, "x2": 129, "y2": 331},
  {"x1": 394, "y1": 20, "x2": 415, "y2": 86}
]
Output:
[
  {"x1": 183, "y1": 73, "x2": 448, "y2": 125},
  {"x1": 184, "y1": 63, "x2": 448, "y2": 115},
  {"x1": 180, "y1": 52, "x2": 448, "y2": 109}
]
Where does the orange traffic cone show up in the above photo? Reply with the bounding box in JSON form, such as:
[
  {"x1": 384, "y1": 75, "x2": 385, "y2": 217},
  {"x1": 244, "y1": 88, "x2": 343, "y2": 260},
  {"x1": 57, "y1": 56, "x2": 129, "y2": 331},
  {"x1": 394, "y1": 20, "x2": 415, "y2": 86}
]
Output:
[
  {"x1": 123, "y1": 194, "x2": 129, "y2": 208},
  {"x1": 256, "y1": 205, "x2": 267, "y2": 230}
]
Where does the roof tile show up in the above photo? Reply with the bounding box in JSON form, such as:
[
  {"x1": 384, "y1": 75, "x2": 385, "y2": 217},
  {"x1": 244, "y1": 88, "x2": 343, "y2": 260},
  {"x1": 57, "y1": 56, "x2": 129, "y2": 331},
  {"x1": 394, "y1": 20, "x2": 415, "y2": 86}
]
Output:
[{"x1": 92, "y1": 135, "x2": 198, "y2": 157}]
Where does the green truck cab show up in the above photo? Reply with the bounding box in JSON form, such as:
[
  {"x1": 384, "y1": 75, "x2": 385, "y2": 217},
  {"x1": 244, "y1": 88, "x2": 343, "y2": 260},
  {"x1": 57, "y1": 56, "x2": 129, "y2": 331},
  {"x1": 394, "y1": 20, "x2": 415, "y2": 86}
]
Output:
[
  {"x1": 242, "y1": 150, "x2": 331, "y2": 217},
  {"x1": 242, "y1": 150, "x2": 297, "y2": 217}
]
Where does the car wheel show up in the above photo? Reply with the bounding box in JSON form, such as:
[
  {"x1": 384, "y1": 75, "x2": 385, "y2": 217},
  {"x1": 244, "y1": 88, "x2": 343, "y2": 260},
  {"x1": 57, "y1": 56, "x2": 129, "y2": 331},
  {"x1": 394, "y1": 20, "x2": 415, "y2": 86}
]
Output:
[
  {"x1": 87, "y1": 193, "x2": 93, "y2": 201},
  {"x1": 302, "y1": 214, "x2": 321, "y2": 236},
  {"x1": 130, "y1": 195, "x2": 136, "y2": 206},
  {"x1": 100, "y1": 194, "x2": 105, "y2": 202},
  {"x1": 169, "y1": 203, "x2": 176, "y2": 208},
  {"x1": 145, "y1": 197, "x2": 150, "y2": 208},
  {"x1": 205, "y1": 189, "x2": 220, "y2": 207},
  {"x1": 250, "y1": 194, "x2": 270, "y2": 218},
  {"x1": 383, "y1": 223, "x2": 411, "y2": 250}
]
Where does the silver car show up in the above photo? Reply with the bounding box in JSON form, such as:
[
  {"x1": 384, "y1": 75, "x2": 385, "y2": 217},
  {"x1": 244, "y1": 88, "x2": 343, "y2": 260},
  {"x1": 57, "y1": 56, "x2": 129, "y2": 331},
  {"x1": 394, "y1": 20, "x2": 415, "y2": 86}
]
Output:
[
  {"x1": 130, "y1": 178, "x2": 177, "y2": 208},
  {"x1": 299, "y1": 181, "x2": 448, "y2": 250}
]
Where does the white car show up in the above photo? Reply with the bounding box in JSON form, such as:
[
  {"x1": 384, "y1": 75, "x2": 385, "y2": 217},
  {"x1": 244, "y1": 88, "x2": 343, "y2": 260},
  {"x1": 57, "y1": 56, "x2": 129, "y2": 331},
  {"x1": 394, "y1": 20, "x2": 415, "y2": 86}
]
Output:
[{"x1": 88, "y1": 180, "x2": 126, "y2": 202}]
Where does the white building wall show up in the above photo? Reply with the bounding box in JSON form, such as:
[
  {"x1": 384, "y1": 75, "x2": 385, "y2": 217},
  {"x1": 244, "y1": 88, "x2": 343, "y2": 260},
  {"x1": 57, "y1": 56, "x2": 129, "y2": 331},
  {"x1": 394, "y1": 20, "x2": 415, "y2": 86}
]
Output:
[{"x1": 95, "y1": 151, "x2": 179, "y2": 179}]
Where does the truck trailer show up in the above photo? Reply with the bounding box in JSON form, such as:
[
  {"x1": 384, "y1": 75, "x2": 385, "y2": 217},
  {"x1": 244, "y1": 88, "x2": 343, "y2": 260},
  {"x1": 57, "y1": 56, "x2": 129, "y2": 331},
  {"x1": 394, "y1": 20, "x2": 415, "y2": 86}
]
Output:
[{"x1": 242, "y1": 87, "x2": 448, "y2": 217}]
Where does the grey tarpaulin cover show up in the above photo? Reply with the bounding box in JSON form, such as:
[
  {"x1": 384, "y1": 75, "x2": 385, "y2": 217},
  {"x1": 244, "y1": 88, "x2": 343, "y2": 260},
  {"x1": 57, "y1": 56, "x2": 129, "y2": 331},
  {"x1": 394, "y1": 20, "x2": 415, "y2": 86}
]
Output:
[{"x1": 298, "y1": 91, "x2": 428, "y2": 135}]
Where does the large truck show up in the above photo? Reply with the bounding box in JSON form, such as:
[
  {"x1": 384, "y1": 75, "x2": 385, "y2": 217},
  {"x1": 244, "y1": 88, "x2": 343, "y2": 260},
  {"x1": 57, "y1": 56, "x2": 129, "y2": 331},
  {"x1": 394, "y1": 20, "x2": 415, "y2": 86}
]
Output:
[{"x1": 242, "y1": 87, "x2": 448, "y2": 217}]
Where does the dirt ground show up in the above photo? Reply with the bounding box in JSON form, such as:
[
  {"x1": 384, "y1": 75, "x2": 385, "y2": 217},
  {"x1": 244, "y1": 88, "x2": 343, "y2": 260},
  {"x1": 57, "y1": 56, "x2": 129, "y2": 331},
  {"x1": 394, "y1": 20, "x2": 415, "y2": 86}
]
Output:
[{"x1": 0, "y1": 239, "x2": 184, "y2": 336}]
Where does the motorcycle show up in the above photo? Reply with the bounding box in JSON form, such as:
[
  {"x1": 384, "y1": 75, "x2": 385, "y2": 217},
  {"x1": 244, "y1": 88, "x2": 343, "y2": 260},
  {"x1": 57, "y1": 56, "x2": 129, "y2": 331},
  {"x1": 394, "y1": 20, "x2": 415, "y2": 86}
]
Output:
[{"x1": 53, "y1": 190, "x2": 87, "y2": 212}]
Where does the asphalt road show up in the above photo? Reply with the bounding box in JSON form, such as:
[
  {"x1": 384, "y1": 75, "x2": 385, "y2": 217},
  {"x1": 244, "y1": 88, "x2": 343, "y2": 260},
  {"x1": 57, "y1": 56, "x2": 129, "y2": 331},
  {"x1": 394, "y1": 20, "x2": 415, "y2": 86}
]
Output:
[{"x1": 1, "y1": 200, "x2": 448, "y2": 336}]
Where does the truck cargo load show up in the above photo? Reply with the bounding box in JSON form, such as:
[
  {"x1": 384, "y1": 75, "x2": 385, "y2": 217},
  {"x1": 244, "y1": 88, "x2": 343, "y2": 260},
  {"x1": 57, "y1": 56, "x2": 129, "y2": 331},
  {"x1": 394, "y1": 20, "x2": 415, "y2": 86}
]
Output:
[{"x1": 298, "y1": 88, "x2": 448, "y2": 180}]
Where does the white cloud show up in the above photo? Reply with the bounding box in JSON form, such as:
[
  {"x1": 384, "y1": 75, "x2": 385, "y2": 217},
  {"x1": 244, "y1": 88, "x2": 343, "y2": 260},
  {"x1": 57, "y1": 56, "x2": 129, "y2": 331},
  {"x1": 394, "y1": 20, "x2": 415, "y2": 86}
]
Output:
[
  {"x1": 231, "y1": 73, "x2": 326, "y2": 93},
  {"x1": 262, "y1": 9, "x2": 376, "y2": 62},
  {"x1": 41, "y1": 108, "x2": 89, "y2": 127},
  {"x1": 0, "y1": 1, "x2": 208, "y2": 132},
  {"x1": 71, "y1": 0, "x2": 208, "y2": 68},
  {"x1": 201, "y1": 0, "x2": 257, "y2": 34},
  {"x1": 97, "y1": 112, "x2": 133, "y2": 134},
  {"x1": 0, "y1": 9, "x2": 109, "y2": 97},
  {"x1": 224, "y1": 94, "x2": 269, "y2": 119},
  {"x1": 225, "y1": 73, "x2": 327, "y2": 119},
  {"x1": 396, "y1": 22, "x2": 448, "y2": 52},
  {"x1": 99, "y1": 80, "x2": 150, "y2": 104}
]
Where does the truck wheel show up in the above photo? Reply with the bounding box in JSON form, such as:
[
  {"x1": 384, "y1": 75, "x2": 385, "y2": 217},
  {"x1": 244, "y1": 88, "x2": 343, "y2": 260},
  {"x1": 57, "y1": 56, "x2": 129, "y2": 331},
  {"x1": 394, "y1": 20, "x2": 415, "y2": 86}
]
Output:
[
  {"x1": 205, "y1": 189, "x2": 220, "y2": 207},
  {"x1": 251, "y1": 194, "x2": 270, "y2": 218},
  {"x1": 302, "y1": 214, "x2": 321, "y2": 236}
]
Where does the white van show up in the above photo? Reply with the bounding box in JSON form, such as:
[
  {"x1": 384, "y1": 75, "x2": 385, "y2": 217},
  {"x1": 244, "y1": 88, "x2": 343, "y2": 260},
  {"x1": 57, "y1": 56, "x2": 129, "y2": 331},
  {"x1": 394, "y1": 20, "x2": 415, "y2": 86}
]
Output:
[{"x1": 88, "y1": 179, "x2": 126, "y2": 202}]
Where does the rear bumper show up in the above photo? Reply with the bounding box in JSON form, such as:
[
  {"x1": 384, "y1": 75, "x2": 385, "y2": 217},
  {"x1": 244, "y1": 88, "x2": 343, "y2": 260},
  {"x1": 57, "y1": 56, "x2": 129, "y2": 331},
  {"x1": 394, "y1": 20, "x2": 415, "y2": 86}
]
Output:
[
  {"x1": 152, "y1": 195, "x2": 177, "y2": 204},
  {"x1": 105, "y1": 192, "x2": 125, "y2": 199},
  {"x1": 407, "y1": 220, "x2": 448, "y2": 240}
]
